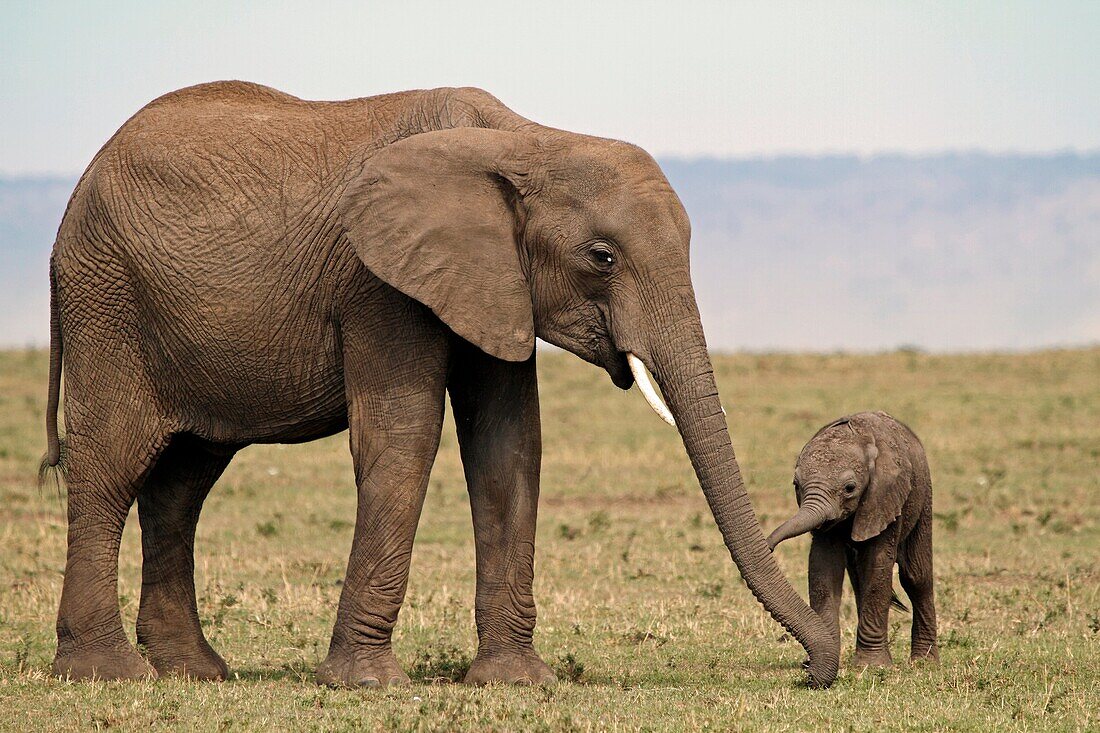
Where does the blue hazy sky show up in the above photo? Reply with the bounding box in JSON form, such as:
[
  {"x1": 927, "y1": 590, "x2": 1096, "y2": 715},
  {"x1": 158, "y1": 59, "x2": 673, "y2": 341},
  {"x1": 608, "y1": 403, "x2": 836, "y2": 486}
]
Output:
[{"x1": 2, "y1": 1, "x2": 1098, "y2": 174}]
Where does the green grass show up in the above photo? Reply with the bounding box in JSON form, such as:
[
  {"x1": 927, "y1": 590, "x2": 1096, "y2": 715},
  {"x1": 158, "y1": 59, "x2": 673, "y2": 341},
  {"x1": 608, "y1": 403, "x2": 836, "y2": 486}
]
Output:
[{"x1": 1, "y1": 348, "x2": 1097, "y2": 731}]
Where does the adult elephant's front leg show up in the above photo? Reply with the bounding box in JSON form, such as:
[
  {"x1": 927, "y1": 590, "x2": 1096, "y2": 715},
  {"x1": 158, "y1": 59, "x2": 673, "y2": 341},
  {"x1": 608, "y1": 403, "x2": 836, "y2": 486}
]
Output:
[
  {"x1": 316, "y1": 326, "x2": 448, "y2": 688},
  {"x1": 449, "y1": 344, "x2": 555, "y2": 685}
]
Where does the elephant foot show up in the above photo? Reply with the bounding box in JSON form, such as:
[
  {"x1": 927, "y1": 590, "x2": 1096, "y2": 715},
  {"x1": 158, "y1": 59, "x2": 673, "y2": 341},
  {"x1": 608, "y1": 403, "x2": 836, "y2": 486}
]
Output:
[
  {"x1": 144, "y1": 642, "x2": 229, "y2": 681},
  {"x1": 316, "y1": 646, "x2": 410, "y2": 688},
  {"x1": 852, "y1": 647, "x2": 893, "y2": 668},
  {"x1": 910, "y1": 644, "x2": 939, "y2": 664},
  {"x1": 138, "y1": 616, "x2": 229, "y2": 680},
  {"x1": 53, "y1": 644, "x2": 157, "y2": 681},
  {"x1": 463, "y1": 648, "x2": 557, "y2": 686}
]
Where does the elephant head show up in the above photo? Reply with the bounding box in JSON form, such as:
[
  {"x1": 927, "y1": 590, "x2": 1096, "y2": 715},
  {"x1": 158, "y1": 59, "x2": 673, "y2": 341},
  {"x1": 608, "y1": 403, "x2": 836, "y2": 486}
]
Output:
[
  {"x1": 337, "y1": 125, "x2": 838, "y2": 686},
  {"x1": 767, "y1": 412, "x2": 912, "y2": 549}
]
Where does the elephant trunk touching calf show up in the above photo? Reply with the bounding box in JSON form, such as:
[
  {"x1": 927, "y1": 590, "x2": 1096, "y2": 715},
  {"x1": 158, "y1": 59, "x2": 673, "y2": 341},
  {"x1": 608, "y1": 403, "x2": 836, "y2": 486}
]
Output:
[
  {"x1": 42, "y1": 81, "x2": 837, "y2": 687},
  {"x1": 632, "y1": 295, "x2": 839, "y2": 686}
]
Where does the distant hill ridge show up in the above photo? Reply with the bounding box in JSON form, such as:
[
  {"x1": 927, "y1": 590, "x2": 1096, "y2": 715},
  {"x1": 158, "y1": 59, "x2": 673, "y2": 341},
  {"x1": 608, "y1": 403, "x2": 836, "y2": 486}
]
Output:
[{"x1": 2, "y1": 153, "x2": 1098, "y2": 350}]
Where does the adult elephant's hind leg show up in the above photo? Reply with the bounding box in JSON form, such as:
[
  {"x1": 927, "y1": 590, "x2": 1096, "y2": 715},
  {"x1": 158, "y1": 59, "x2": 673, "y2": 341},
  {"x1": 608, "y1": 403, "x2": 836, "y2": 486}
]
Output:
[
  {"x1": 136, "y1": 435, "x2": 234, "y2": 680},
  {"x1": 53, "y1": 422, "x2": 167, "y2": 681},
  {"x1": 449, "y1": 344, "x2": 554, "y2": 685}
]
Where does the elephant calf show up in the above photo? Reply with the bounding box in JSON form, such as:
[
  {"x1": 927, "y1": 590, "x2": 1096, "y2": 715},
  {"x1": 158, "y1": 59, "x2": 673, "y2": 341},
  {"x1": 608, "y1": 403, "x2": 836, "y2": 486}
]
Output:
[{"x1": 767, "y1": 411, "x2": 938, "y2": 667}]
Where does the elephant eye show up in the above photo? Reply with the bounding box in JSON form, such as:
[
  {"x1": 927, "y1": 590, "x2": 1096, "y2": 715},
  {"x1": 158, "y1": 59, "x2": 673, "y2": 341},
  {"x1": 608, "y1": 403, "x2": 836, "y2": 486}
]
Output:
[
  {"x1": 588, "y1": 243, "x2": 615, "y2": 269},
  {"x1": 844, "y1": 482, "x2": 857, "y2": 495}
]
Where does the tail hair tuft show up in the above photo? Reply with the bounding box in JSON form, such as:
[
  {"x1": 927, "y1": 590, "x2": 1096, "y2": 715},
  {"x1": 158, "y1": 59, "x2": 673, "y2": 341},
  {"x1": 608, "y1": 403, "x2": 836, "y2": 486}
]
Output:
[{"x1": 37, "y1": 436, "x2": 68, "y2": 499}]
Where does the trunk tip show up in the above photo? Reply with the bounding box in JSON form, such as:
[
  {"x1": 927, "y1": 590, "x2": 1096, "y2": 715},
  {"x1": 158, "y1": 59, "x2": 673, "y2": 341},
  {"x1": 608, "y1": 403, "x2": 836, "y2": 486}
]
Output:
[{"x1": 805, "y1": 642, "x2": 840, "y2": 689}]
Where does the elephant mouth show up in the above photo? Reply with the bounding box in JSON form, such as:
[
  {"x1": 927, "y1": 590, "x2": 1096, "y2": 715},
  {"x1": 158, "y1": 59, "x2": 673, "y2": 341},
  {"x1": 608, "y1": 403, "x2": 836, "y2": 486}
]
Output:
[
  {"x1": 820, "y1": 514, "x2": 849, "y2": 533},
  {"x1": 537, "y1": 328, "x2": 632, "y2": 389},
  {"x1": 605, "y1": 350, "x2": 634, "y2": 390},
  {"x1": 591, "y1": 303, "x2": 633, "y2": 390}
]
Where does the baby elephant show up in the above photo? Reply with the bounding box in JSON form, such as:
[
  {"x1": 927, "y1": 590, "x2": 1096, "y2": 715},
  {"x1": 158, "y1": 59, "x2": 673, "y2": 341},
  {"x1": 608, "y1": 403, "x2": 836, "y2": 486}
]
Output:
[{"x1": 767, "y1": 411, "x2": 938, "y2": 667}]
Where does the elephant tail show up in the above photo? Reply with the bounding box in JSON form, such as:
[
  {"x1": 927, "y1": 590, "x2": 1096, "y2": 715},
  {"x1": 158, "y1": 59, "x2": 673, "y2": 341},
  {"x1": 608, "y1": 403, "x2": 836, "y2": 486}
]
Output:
[
  {"x1": 890, "y1": 590, "x2": 909, "y2": 613},
  {"x1": 39, "y1": 259, "x2": 66, "y2": 489}
]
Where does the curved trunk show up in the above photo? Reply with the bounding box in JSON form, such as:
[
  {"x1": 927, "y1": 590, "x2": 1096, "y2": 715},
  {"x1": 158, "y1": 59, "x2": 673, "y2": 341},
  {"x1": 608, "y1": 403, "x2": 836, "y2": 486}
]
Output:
[
  {"x1": 767, "y1": 496, "x2": 836, "y2": 550},
  {"x1": 441, "y1": 94, "x2": 840, "y2": 685},
  {"x1": 643, "y1": 301, "x2": 839, "y2": 688}
]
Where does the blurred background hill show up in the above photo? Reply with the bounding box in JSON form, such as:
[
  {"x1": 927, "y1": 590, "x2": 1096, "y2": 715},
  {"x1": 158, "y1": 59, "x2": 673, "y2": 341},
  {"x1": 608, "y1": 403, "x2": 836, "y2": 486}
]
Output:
[
  {"x1": 2, "y1": 2, "x2": 1097, "y2": 352},
  {"x1": 4, "y1": 152, "x2": 1097, "y2": 350}
]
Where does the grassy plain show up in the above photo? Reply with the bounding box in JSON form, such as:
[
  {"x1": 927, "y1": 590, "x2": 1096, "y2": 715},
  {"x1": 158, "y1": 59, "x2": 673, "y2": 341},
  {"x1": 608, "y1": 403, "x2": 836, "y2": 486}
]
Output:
[{"x1": 1, "y1": 347, "x2": 1097, "y2": 731}]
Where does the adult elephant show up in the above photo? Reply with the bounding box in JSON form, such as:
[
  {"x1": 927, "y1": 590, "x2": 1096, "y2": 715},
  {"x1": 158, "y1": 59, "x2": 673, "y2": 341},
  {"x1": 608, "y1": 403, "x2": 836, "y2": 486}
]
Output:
[{"x1": 42, "y1": 82, "x2": 837, "y2": 688}]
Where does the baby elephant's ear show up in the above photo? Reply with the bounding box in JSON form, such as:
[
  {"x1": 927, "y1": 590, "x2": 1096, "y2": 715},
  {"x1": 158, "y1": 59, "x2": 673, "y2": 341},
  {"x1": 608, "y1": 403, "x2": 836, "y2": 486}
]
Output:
[{"x1": 851, "y1": 415, "x2": 913, "y2": 542}]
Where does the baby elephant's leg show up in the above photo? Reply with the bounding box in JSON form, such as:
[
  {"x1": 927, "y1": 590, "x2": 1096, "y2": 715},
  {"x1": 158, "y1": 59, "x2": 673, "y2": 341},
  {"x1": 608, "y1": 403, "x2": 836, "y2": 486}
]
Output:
[
  {"x1": 851, "y1": 535, "x2": 898, "y2": 667},
  {"x1": 844, "y1": 546, "x2": 861, "y2": 614},
  {"x1": 808, "y1": 533, "x2": 846, "y2": 652},
  {"x1": 899, "y1": 507, "x2": 938, "y2": 662}
]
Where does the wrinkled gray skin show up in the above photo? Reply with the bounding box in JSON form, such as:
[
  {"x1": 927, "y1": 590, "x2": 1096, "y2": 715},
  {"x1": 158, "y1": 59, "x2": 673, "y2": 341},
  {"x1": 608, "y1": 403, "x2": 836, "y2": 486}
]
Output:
[
  {"x1": 43, "y1": 82, "x2": 837, "y2": 687},
  {"x1": 768, "y1": 411, "x2": 938, "y2": 666}
]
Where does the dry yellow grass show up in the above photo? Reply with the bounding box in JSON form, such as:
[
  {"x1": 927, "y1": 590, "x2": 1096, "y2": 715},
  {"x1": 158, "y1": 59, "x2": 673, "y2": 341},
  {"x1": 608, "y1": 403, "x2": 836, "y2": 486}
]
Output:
[{"x1": 1, "y1": 347, "x2": 1097, "y2": 731}]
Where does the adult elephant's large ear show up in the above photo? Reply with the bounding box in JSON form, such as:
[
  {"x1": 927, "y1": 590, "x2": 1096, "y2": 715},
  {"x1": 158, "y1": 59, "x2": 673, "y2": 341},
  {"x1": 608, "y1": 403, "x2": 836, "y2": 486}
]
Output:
[
  {"x1": 851, "y1": 412, "x2": 913, "y2": 542},
  {"x1": 338, "y1": 127, "x2": 536, "y2": 362}
]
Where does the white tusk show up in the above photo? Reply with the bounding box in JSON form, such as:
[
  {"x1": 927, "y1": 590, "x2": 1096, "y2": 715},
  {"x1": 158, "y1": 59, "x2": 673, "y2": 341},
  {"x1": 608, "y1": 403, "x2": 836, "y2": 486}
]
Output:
[{"x1": 626, "y1": 352, "x2": 676, "y2": 428}]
